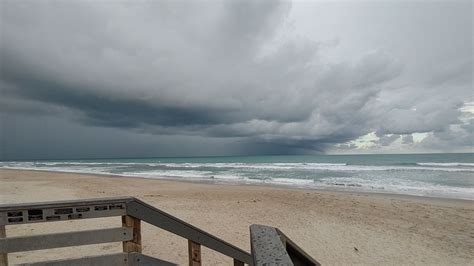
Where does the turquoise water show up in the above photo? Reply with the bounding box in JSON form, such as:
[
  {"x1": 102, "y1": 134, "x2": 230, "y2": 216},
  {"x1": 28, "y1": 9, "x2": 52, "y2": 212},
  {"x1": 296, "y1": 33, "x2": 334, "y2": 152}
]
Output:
[{"x1": 1, "y1": 153, "x2": 473, "y2": 200}]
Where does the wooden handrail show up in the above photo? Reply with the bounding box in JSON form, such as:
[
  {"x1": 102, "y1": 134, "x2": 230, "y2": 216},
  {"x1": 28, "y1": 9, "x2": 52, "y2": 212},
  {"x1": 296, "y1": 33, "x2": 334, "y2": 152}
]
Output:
[
  {"x1": 250, "y1": 224, "x2": 293, "y2": 265},
  {"x1": 0, "y1": 197, "x2": 131, "y2": 226},
  {"x1": 250, "y1": 224, "x2": 320, "y2": 266},
  {"x1": 0, "y1": 197, "x2": 251, "y2": 265},
  {"x1": 0, "y1": 197, "x2": 318, "y2": 266}
]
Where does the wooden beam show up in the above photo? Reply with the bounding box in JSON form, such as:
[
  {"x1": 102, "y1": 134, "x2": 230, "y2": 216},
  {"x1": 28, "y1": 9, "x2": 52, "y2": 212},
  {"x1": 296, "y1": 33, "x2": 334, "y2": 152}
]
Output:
[
  {"x1": 0, "y1": 197, "x2": 134, "y2": 212},
  {"x1": 17, "y1": 253, "x2": 129, "y2": 266},
  {"x1": 0, "y1": 227, "x2": 132, "y2": 253},
  {"x1": 0, "y1": 197, "x2": 132, "y2": 226},
  {"x1": 250, "y1": 224, "x2": 294, "y2": 266},
  {"x1": 188, "y1": 240, "x2": 201, "y2": 266},
  {"x1": 17, "y1": 252, "x2": 178, "y2": 266},
  {"x1": 0, "y1": 225, "x2": 7, "y2": 266},
  {"x1": 233, "y1": 258, "x2": 244, "y2": 266},
  {"x1": 122, "y1": 215, "x2": 142, "y2": 253}
]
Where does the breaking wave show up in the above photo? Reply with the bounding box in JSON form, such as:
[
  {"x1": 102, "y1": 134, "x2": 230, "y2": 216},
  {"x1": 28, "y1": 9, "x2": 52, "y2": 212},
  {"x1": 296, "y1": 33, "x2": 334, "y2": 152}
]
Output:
[{"x1": 1, "y1": 156, "x2": 473, "y2": 200}]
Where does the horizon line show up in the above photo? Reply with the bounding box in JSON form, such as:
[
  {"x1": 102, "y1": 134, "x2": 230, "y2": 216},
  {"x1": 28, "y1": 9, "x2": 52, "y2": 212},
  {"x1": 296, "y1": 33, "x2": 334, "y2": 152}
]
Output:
[{"x1": 1, "y1": 152, "x2": 473, "y2": 162}]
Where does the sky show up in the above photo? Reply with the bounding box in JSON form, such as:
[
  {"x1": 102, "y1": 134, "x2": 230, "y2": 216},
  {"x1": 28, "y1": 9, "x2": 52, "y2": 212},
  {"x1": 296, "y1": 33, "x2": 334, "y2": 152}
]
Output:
[{"x1": 0, "y1": 0, "x2": 473, "y2": 160}]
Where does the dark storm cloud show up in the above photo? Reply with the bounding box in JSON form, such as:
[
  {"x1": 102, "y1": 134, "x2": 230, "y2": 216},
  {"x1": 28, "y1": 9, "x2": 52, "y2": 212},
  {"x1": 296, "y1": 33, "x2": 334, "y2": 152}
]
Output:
[
  {"x1": 1, "y1": 69, "x2": 238, "y2": 127},
  {"x1": 1, "y1": 0, "x2": 472, "y2": 158}
]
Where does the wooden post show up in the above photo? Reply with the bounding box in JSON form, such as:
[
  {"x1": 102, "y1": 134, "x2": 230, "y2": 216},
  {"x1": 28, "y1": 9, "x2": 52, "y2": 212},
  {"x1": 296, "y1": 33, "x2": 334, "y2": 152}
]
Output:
[
  {"x1": 188, "y1": 240, "x2": 201, "y2": 266},
  {"x1": 0, "y1": 225, "x2": 7, "y2": 266},
  {"x1": 122, "y1": 216, "x2": 142, "y2": 253},
  {"x1": 233, "y1": 258, "x2": 244, "y2": 266}
]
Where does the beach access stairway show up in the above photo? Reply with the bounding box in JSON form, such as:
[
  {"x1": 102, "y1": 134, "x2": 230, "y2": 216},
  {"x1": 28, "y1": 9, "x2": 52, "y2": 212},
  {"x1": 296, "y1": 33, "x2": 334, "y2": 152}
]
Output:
[{"x1": 0, "y1": 197, "x2": 319, "y2": 266}]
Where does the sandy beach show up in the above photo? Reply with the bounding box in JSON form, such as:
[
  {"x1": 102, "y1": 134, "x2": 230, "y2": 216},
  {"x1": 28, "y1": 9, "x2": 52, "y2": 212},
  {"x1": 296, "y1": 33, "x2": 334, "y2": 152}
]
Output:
[{"x1": 1, "y1": 169, "x2": 473, "y2": 265}]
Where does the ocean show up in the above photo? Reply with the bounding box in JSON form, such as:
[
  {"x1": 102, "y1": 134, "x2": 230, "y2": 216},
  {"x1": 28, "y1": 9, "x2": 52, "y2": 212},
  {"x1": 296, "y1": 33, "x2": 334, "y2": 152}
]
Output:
[{"x1": 1, "y1": 153, "x2": 473, "y2": 200}]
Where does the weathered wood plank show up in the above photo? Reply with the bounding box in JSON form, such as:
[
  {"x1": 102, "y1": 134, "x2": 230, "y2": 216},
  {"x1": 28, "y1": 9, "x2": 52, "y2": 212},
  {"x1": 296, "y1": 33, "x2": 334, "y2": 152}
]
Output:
[
  {"x1": 0, "y1": 225, "x2": 7, "y2": 266},
  {"x1": 0, "y1": 227, "x2": 132, "y2": 253},
  {"x1": 17, "y1": 253, "x2": 129, "y2": 266},
  {"x1": 122, "y1": 216, "x2": 142, "y2": 253},
  {"x1": 250, "y1": 224, "x2": 293, "y2": 266},
  {"x1": 17, "y1": 252, "x2": 179, "y2": 266},
  {"x1": 0, "y1": 197, "x2": 134, "y2": 212},
  {"x1": 188, "y1": 240, "x2": 201, "y2": 266},
  {"x1": 233, "y1": 258, "x2": 245, "y2": 266},
  {"x1": 1, "y1": 199, "x2": 129, "y2": 226}
]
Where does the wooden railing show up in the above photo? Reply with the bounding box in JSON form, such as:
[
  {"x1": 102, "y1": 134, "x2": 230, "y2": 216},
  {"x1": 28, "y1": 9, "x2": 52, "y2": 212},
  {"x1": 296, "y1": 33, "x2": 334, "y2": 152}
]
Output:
[
  {"x1": 250, "y1": 225, "x2": 320, "y2": 266},
  {"x1": 0, "y1": 197, "x2": 318, "y2": 265}
]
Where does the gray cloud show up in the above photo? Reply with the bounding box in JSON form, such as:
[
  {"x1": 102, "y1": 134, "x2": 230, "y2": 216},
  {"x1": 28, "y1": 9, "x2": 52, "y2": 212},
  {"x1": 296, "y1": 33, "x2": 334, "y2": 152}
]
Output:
[
  {"x1": 402, "y1": 135, "x2": 413, "y2": 145},
  {"x1": 1, "y1": 0, "x2": 472, "y2": 159},
  {"x1": 376, "y1": 134, "x2": 401, "y2": 147},
  {"x1": 415, "y1": 119, "x2": 474, "y2": 153}
]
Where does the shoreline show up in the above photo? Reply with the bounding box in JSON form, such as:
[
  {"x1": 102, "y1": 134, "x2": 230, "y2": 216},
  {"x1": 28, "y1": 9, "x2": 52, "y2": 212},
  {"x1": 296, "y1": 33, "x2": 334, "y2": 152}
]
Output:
[
  {"x1": 1, "y1": 168, "x2": 472, "y2": 204},
  {"x1": 1, "y1": 169, "x2": 473, "y2": 265}
]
